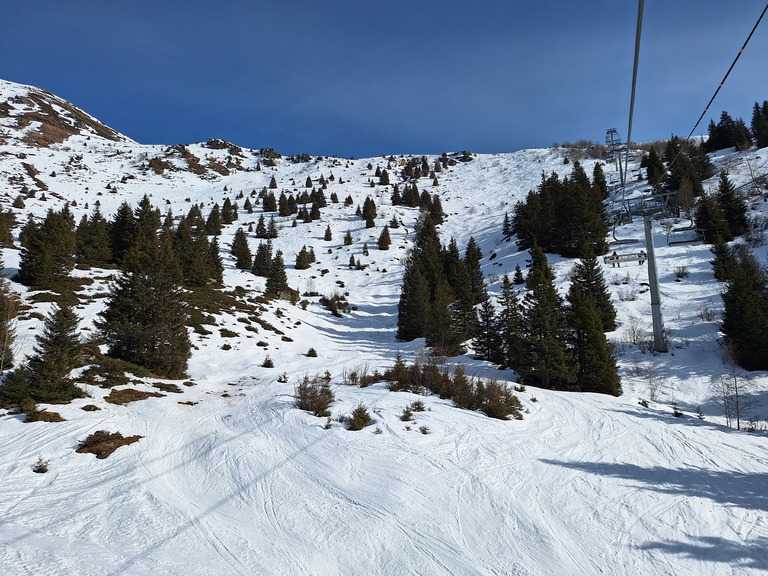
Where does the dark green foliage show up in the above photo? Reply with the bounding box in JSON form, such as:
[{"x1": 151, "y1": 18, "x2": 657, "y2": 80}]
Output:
[
  {"x1": 644, "y1": 148, "x2": 667, "y2": 191},
  {"x1": 252, "y1": 240, "x2": 273, "y2": 277},
  {"x1": 502, "y1": 212, "x2": 513, "y2": 240},
  {"x1": 18, "y1": 206, "x2": 76, "y2": 290},
  {"x1": 267, "y1": 216, "x2": 278, "y2": 239},
  {"x1": 711, "y1": 237, "x2": 737, "y2": 282},
  {"x1": 496, "y1": 274, "x2": 524, "y2": 369},
  {"x1": 295, "y1": 375, "x2": 334, "y2": 417},
  {"x1": 0, "y1": 302, "x2": 84, "y2": 408},
  {"x1": 518, "y1": 245, "x2": 576, "y2": 389},
  {"x1": 512, "y1": 163, "x2": 608, "y2": 257},
  {"x1": 751, "y1": 101, "x2": 768, "y2": 148},
  {"x1": 205, "y1": 204, "x2": 222, "y2": 235},
  {"x1": 221, "y1": 198, "x2": 238, "y2": 224},
  {"x1": 592, "y1": 163, "x2": 609, "y2": 200},
  {"x1": 569, "y1": 247, "x2": 616, "y2": 332},
  {"x1": 96, "y1": 237, "x2": 190, "y2": 379},
  {"x1": 715, "y1": 170, "x2": 748, "y2": 237},
  {"x1": 265, "y1": 250, "x2": 289, "y2": 297},
  {"x1": 363, "y1": 196, "x2": 376, "y2": 228},
  {"x1": 396, "y1": 264, "x2": 430, "y2": 341},
  {"x1": 513, "y1": 264, "x2": 525, "y2": 285},
  {"x1": 706, "y1": 111, "x2": 752, "y2": 152},
  {"x1": 110, "y1": 202, "x2": 137, "y2": 265},
  {"x1": 695, "y1": 198, "x2": 732, "y2": 244},
  {"x1": 295, "y1": 245, "x2": 313, "y2": 270},
  {"x1": 268, "y1": 175, "x2": 277, "y2": 189},
  {"x1": 324, "y1": 225, "x2": 332, "y2": 241},
  {"x1": 0, "y1": 208, "x2": 16, "y2": 247},
  {"x1": 75, "y1": 206, "x2": 112, "y2": 268},
  {"x1": 464, "y1": 237, "x2": 484, "y2": 305},
  {"x1": 344, "y1": 230, "x2": 353, "y2": 246},
  {"x1": 255, "y1": 215, "x2": 267, "y2": 238},
  {"x1": 378, "y1": 226, "x2": 391, "y2": 250},
  {"x1": 473, "y1": 290, "x2": 503, "y2": 364},
  {"x1": 0, "y1": 264, "x2": 18, "y2": 373},
  {"x1": 262, "y1": 192, "x2": 277, "y2": 212},
  {"x1": 231, "y1": 228, "x2": 252, "y2": 269},
  {"x1": 347, "y1": 403, "x2": 372, "y2": 430},
  {"x1": 720, "y1": 246, "x2": 768, "y2": 370},
  {"x1": 566, "y1": 283, "x2": 620, "y2": 395}
]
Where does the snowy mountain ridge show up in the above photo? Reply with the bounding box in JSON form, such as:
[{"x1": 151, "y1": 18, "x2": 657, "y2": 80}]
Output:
[{"x1": 1, "y1": 78, "x2": 767, "y2": 576}]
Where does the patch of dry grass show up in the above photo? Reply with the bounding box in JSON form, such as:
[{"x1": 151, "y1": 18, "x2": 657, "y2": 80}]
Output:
[{"x1": 75, "y1": 430, "x2": 141, "y2": 459}]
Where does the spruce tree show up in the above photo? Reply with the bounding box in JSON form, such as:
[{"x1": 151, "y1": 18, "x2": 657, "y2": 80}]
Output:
[
  {"x1": 231, "y1": 228, "x2": 252, "y2": 269},
  {"x1": 465, "y1": 237, "x2": 484, "y2": 304},
  {"x1": 324, "y1": 225, "x2": 332, "y2": 241},
  {"x1": 75, "y1": 206, "x2": 112, "y2": 268},
  {"x1": 97, "y1": 238, "x2": 190, "y2": 378},
  {"x1": 569, "y1": 247, "x2": 616, "y2": 332},
  {"x1": 519, "y1": 245, "x2": 575, "y2": 388},
  {"x1": 396, "y1": 264, "x2": 430, "y2": 341},
  {"x1": 496, "y1": 274, "x2": 524, "y2": 370},
  {"x1": 252, "y1": 241, "x2": 273, "y2": 277},
  {"x1": 18, "y1": 206, "x2": 76, "y2": 290},
  {"x1": 566, "y1": 285, "x2": 620, "y2": 395},
  {"x1": 720, "y1": 247, "x2": 768, "y2": 370},
  {"x1": 265, "y1": 250, "x2": 288, "y2": 297},
  {"x1": 205, "y1": 204, "x2": 222, "y2": 235},
  {"x1": 0, "y1": 260, "x2": 18, "y2": 374},
  {"x1": 378, "y1": 226, "x2": 391, "y2": 250},
  {"x1": 110, "y1": 202, "x2": 137, "y2": 265},
  {"x1": 716, "y1": 170, "x2": 748, "y2": 237},
  {"x1": 426, "y1": 279, "x2": 464, "y2": 356},
  {"x1": 255, "y1": 215, "x2": 267, "y2": 238},
  {"x1": 695, "y1": 199, "x2": 732, "y2": 244},
  {"x1": 473, "y1": 289, "x2": 503, "y2": 364}
]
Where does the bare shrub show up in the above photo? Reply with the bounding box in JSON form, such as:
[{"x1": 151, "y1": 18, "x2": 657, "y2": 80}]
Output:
[
  {"x1": 674, "y1": 265, "x2": 689, "y2": 279},
  {"x1": 617, "y1": 288, "x2": 637, "y2": 302}
]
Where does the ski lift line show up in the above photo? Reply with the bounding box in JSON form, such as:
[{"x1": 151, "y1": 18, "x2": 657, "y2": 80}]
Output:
[
  {"x1": 685, "y1": 2, "x2": 768, "y2": 143},
  {"x1": 623, "y1": 0, "x2": 644, "y2": 189},
  {"x1": 644, "y1": 2, "x2": 768, "y2": 195}
]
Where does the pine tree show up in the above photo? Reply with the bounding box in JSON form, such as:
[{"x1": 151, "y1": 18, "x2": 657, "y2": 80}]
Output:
[
  {"x1": 716, "y1": 170, "x2": 748, "y2": 237},
  {"x1": 751, "y1": 101, "x2": 768, "y2": 148},
  {"x1": 720, "y1": 246, "x2": 768, "y2": 370},
  {"x1": 513, "y1": 264, "x2": 525, "y2": 285},
  {"x1": 473, "y1": 290, "x2": 503, "y2": 364},
  {"x1": 344, "y1": 230, "x2": 353, "y2": 246},
  {"x1": 295, "y1": 246, "x2": 312, "y2": 270},
  {"x1": 269, "y1": 175, "x2": 278, "y2": 189},
  {"x1": 425, "y1": 278, "x2": 465, "y2": 356},
  {"x1": 695, "y1": 198, "x2": 732, "y2": 244},
  {"x1": 18, "y1": 206, "x2": 76, "y2": 290},
  {"x1": 265, "y1": 251, "x2": 289, "y2": 297},
  {"x1": 566, "y1": 284, "x2": 620, "y2": 395},
  {"x1": 378, "y1": 226, "x2": 391, "y2": 250},
  {"x1": 569, "y1": 247, "x2": 617, "y2": 332},
  {"x1": 0, "y1": 259, "x2": 18, "y2": 374},
  {"x1": 519, "y1": 246, "x2": 576, "y2": 388},
  {"x1": 255, "y1": 215, "x2": 267, "y2": 238},
  {"x1": 496, "y1": 274, "x2": 523, "y2": 369},
  {"x1": 207, "y1": 237, "x2": 224, "y2": 284},
  {"x1": 75, "y1": 206, "x2": 112, "y2": 268},
  {"x1": 464, "y1": 237, "x2": 484, "y2": 304},
  {"x1": 97, "y1": 237, "x2": 190, "y2": 378},
  {"x1": 231, "y1": 228, "x2": 252, "y2": 269},
  {"x1": 252, "y1": 240, "x2": 273, "y2": 277},
  {"x1": 1, "y1": 300, "x2": 84, "y2": 407},
  {"x1": 110, "y1": 202, "x2": 137, "y2": 265},
  {"x1": 205, "y1": 204, "x2": 222, "y2": 235},
  {"x1": 711, "y1": 237, "x2": 737, "y2": 282},
  {"x1": 324, "y1": 225, "x2": 332, "y2": 241},
  {"x1": 262, "y1": 192, "x2": 277, "y2": 212},
  {"x1": 396, "y1": 264, "x2": 430, "y2": 341},
  {"x1": 267, "y1": 216, "x2": 278, "y2": 239}
]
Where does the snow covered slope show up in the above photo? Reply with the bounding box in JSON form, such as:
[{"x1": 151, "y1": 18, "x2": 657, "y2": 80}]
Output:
[{"x1": 1, "y1": 79, "x2": 767, "y2": 575}]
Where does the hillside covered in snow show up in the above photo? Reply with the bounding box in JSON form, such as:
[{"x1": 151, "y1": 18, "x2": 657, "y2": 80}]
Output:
[{"x1": 1, "y1": 78, "x2": 767, "y2": 575}]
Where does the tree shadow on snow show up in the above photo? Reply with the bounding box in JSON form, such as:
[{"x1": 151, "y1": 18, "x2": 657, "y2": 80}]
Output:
[{"x1": 542, "y1": 459, "x2": 768, "y2": 569}]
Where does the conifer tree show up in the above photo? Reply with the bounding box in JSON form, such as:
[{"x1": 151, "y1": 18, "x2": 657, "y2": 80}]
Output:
[
  {"x1": 231, "y1": 228, "x2": 252, "y2": 269},
  {"x1": 18, "y1": 206, "x2": 76, "y2": 290},
  {"x1": 519, "y1": 245, "x2": 575, "y2": 388},
  {"x1": 720, "y1": 247, "x2": 768, "y2": 370},
  {"x1": 465, "y1": 237, "x2": 484, "y2": 305},
  {"x1": 252, "y1": 240, "x2": 273, "y2": 277},
  {"x1": 295, "y1": 246, "x2": 312, "y2": 270},
  {"x1": 711, "y1": 237, "x2": 737, "y2": 282},
  {"x1": 0, "y1": 259, "x2": 18, "y2": 374},
  {"x1": 205, "y1": 204, "x2": 222, "y2": 235},
  {"x1": 110, "y1": 202, "x2": 137, "y2": 265},
  {"x1": 267, "y1": 216, "x2": 279, "y2": 239},
  {"x1": 426, "y1": 279, "x2": 465, "y2": 356},
  {"x1": 262, "y1": 192, "x2": 277, "y2": 212},
  {"x1": 396, "y1": 264, "x2": 430, "y2": 341},
  {"x1": 324, "y1": 225, "x2": 332, "y2": 241},
  {"x1": 695, "y1": 199, "x2": 732, "y2": 244},
  {"x1": 751, "y1": 101, "x2": 768, "y2": 148},
  {"x1": 269, "y1": 175, "x2": 278, "y2": 189},
  {"x1": 97, "y1": 237, "x2": 190, "y2": 378},
  {"x1": 265, "y1": 250, "x2": 288, "y2": 297},
  {"x1": 0, "y1": 300, "x2": 84, "y2": 407},
  {"x1": 75, "y1": 206, "x2": 112, "y2": 268},
  {"x1": 473, "y1": 289, "x2": 503, "y2": 364},
  {"x1": 255, "y1": 215, "x2": 267, "y2": 238},
  {"x1": 207, "y1": 237, "x2": 224, "y2": 284},
  {"x1": 496, "y1": 274, "x2": 524, "y2": 369},
  {"x1": 378, "y1": 226, "x2": 391, "y2": 250},
  {"x1": 344, "y1": 230, "x2": 353, "y2": 246},
  {"x1": 715, "y1": 170, "x2": 748, "y2": 237},
  {"x1": 569, "y1": 247, "x2": 616, "y2": 332}
]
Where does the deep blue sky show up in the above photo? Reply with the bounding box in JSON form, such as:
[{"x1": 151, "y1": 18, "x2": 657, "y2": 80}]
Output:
[{"x1": 3, "y1": 1, "x2": 768, "y2": 158}]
